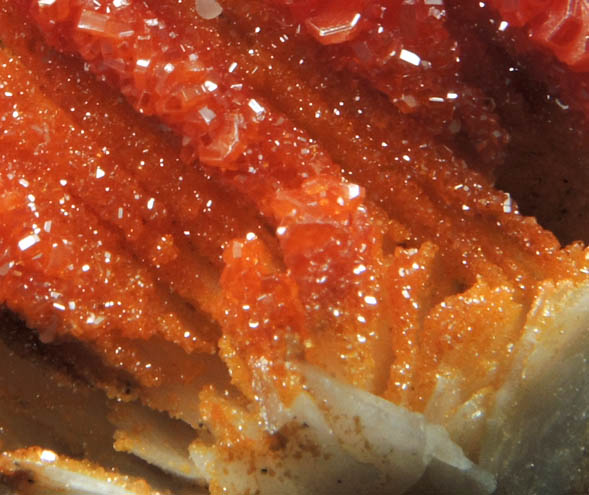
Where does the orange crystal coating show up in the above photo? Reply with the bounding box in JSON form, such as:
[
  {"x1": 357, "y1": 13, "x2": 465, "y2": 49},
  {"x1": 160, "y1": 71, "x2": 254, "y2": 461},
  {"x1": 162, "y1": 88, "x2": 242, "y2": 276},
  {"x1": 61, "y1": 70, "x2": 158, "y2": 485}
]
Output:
[{"x1": 0, "y1": 0, "x2": 587, "y2": 412}]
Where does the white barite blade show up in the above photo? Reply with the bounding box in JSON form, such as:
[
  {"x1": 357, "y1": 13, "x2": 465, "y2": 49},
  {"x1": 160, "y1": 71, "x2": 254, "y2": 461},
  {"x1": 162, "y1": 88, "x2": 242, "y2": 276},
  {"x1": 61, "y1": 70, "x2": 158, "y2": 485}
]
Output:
[
  {"x1": 140, "y1": 352, "x2": 234, "y2": 431},
  {"x1": 0, "y1": 448, "x2": 163, "y2": 495},
  {"x1": 301, "y1": 364, "x2": 496, "y2": 494},
  {"x1": 110, "y1": 402, "x2": 207, "y2": 483},
  {"x1": 189, "y1": 364, "x2": 495, "y2": 495},
  {"x1": 0, "y1": 327, "x2": 208, "y2": 494},
  {"x1": 481, "y1": 279, "x2": 589, "y2": 494},
  {"x1": 190, "y1": 392, "x2": 412, "y2": 495}
]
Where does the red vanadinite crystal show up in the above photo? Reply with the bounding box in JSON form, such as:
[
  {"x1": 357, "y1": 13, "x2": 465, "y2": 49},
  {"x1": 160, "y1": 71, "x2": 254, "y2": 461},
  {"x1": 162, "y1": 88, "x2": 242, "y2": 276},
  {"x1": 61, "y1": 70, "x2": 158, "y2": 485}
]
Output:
[
  {"x1": 268, "y1": 0, "x2": 511, "y2": 167},
  {"x1": 490, "y1": 0, "x2": 589, "y2": 70},
  {"x1": 24, "y1": 0, "x2": 395, "y2": 391},
  {"x1": 0, "y1": 0, "x2": 585, "y2": 412},
  {"x1": 32, "y1": 0, "x2": 260, "y2": 170},
  {"x1": 480, "y1": 0, "x2": 589, "y2": 117}
]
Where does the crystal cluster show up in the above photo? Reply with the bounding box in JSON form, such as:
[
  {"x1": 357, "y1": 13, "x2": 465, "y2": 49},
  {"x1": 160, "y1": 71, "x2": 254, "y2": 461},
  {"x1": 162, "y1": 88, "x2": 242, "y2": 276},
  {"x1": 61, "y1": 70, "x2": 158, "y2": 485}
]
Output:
[
  {"x1": 269, "y1": 0, "x2": 510, "y2": 166},
  {"x1": 0, "y1": 3, "x2": 587, "y2": 490}
]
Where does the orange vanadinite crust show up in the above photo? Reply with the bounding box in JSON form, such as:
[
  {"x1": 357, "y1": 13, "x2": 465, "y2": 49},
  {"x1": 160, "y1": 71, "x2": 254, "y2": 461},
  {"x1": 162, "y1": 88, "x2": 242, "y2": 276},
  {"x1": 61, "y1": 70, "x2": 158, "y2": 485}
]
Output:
[
  {"x1": 0, "y1": 50, "x2": 231, "y2": 388},
  {"x1": 0, "y1": 0, "x2": 272, "y2": 273},
  {"x1": 151, "y1": 0, "x2": 581, "y2": 289},
  {"x1": 263, "y1": 0, "x2": 510, "y2": 167},
  {"x1": 1, "y1": 0, "x2": 587, "y2": 415},
  {"x1": 26, "y1": 0, "x2": 396, "y2": 393}
]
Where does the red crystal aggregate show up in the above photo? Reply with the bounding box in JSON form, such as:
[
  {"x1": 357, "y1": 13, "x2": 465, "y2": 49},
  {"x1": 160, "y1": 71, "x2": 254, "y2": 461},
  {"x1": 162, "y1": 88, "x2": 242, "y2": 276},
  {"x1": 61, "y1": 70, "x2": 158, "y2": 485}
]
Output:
[
  {"x1": 489, "y1": 0, "x2": 589, "y2": 71},
  {"x1": 0, "y1": 0, "x2": 587, "y2": 412},
  {"x1": 476, "y1": 0, "x2": 589, "y2": 118},
  {"x1": 269, "y1": 0, "x2": 511, "y2": 167}
]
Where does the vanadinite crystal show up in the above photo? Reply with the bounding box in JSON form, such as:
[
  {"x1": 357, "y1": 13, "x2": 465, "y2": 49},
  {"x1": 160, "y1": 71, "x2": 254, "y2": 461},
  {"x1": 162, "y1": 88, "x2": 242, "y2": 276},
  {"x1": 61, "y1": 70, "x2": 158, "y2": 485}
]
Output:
[{"x1": 0, "y1": 0, "x2": 588, "y2": 457}]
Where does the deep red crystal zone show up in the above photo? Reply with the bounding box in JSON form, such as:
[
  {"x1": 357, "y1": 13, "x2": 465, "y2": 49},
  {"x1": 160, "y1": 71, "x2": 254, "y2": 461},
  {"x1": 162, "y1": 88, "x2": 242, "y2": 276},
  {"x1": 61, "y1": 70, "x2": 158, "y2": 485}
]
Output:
[
  {"x1": 271, "y1": 0, "x2": 589, "y2": 121},
  {"x1": 490, "y1": 0, "x2": 589, "y2": 71},
  {"x1": 31, "y1": 0, "x2": 260, "y2": 171},
  {"x1": 267, "y1": 0, "x2": 511, "y2": 166},
  {"x1": 277, "y1": 0, "x2": 589, "y2": 71}
]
